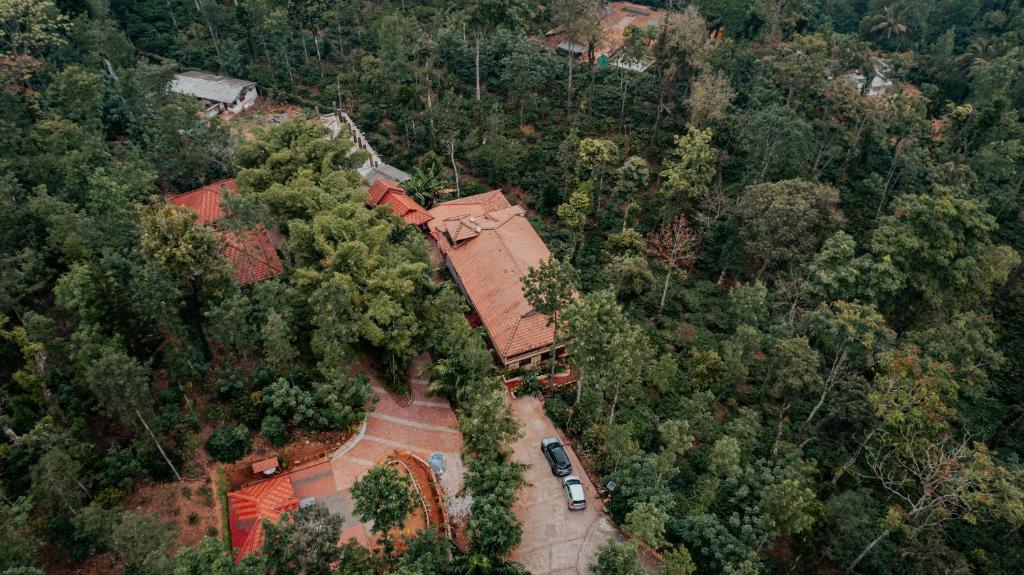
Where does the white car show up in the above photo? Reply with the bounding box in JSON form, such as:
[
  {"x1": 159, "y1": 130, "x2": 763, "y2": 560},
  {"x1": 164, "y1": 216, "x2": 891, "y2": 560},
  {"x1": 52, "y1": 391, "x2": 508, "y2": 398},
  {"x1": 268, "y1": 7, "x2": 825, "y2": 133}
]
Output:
[{"x1": 562, "y1": 475, "x2": 586, "y2": 511}]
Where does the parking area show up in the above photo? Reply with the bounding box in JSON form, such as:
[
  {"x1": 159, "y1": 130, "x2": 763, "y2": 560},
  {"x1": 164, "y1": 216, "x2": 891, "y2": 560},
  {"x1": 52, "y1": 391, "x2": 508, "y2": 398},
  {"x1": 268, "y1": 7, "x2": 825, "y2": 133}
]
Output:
[{"x1": 509, "y1": 396, "x2": 618, "y2": 575}]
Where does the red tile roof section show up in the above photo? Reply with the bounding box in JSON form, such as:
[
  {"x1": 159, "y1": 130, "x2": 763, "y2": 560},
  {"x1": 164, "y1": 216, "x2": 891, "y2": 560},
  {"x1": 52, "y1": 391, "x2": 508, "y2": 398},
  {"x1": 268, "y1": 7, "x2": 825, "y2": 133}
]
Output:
[
  {"x1": 228, "y1": 476, "x2": 298, "y2": 562},
  {"x1": 221, "y1": 228, "x2": 284, "y2": 286},
  {"x1": 169, "y1": 179, "x2": 284, "y2": 286},
  {"x1": 169, "y1": 179, "x2": 238, "y2": 224},
  {"x1": 427, "y1": 192, "x2": 554, "y2": 364},
  {"x1": 366, "y1": 179, "x2": 433, "y2": 226},
  {"x1": 251, "y1": 457, "x2": 279, "y2": 474}
]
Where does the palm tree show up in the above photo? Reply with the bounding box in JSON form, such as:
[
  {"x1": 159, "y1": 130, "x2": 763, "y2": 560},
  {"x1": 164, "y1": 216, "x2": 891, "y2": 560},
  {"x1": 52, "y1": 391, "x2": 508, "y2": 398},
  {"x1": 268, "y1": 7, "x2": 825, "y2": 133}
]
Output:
[
  {"x1": 404, "y1": 166, "x2": 447, "y2": 208},
  {"x1": 443, "y1": 551, "x2": 530, "y2": 575},
  {"x1": 958, "y1": 37, "x2": 1009, "y2": 76},
  {"x1": 869, "y1": 7, "x2": 907, "y2": 40}
]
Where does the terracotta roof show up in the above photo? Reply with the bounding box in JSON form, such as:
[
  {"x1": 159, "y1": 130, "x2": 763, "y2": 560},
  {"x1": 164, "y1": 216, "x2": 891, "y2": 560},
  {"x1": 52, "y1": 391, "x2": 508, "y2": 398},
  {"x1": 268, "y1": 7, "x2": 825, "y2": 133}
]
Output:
[
  {"x1": 228, "y1": 476, "x2": 298, "y2": 562},
  {"x1": 170, "y1": 180, "x2": 284, "y2": 285},
  {"x1": 366, "y1": 179, "x2": 433, "y2": 226},
  {"x1": 221, "y1": 227, "x2": 284, "y2": 286},
  {"x1": 368, "y1": 179, "x2": 403, "y2": 204},
  {"x1": 427, "y1": 192, "x2": 554, "y2": 364},
  {"x1": 251, "y1": 457, "x2": 279, "y2": 474},
  {"x1": 169, "y1": 179, "x2": 238, "y2": 224}
]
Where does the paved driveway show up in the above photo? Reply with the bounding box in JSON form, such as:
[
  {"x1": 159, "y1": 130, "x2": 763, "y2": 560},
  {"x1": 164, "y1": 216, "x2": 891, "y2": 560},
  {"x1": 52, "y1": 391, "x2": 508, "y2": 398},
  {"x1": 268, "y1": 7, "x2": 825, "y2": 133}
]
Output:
[{"x1": 510, "y1": 396, "x2": 617, "y2": 575}]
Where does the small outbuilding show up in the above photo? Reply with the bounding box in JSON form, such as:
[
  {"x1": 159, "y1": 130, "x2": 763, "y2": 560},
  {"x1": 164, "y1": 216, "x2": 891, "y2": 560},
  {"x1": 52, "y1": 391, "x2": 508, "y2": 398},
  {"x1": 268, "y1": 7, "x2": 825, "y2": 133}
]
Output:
[{"x1": 171, "y1": 71, "x2": 259, "y2": 117}]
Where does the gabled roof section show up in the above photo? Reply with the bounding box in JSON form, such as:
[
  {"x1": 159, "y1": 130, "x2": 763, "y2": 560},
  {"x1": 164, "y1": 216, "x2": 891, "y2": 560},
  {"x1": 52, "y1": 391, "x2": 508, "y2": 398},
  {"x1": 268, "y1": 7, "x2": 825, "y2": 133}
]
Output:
[
  {"x1": 169, "y1": 179, "x2": 237, "y2": 224},
  {"x1": 171, "y1": 71, "x2": 256, "y2": 104},
  {"x1": 367, "y1": 179, "x2": 433, "y2": 226},
  {"x1": 427, "y1": 192, "x2": 555, "y2": 363},
  {"x1": 228, "y1": 476, "x2": 298, "y2": 562}
]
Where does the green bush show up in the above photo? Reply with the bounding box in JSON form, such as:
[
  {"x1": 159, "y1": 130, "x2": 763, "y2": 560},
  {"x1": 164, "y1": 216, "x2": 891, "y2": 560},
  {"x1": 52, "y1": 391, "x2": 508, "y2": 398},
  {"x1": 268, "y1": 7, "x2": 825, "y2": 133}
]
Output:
[
  {"x1": 544, "y1": 395, "x2": 571, "y2": 429},
  {"x1": 261, "y1": 415, "x2": 289, "y2": 446},
  {"x1": 205, "y1": 424, "x2": 250, "y2": 463},
  {"x1": 230, "y1": 390, "x2": 265, "y2": 428}
]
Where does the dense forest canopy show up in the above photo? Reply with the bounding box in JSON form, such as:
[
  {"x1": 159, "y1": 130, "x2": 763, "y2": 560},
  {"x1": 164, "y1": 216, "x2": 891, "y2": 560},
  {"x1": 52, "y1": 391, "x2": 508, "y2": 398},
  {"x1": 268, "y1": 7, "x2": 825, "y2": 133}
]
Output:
[{"x1": 2, "y1": 0, "x2": 1024, "y2": 574}]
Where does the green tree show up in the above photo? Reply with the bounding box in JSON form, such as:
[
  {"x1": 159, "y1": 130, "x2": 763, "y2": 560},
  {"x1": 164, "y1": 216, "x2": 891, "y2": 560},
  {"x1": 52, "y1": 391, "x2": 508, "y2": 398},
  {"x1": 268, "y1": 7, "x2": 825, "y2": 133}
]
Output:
[
  {"x1": 662, "y1": 547, "x2": 697, "y2": 575},
  {"x1": 78, "y1": 336, "x2": 181, "y2": 480},
  {"x1": 468, "y1": 495, "x2": 522, "y2": 558},
  {"x1": 565, "y1": 290, "x2": 653, "y2": 423},
  {"x1": 613, "y1": 157, "x2": 651, "y2": 231},
  {"x1": 262, "y1": 505, "x2": 374, "y2": 575},
  {"x1": 624, "y1": 501, "x2": 669, "y2": 549},
  {"x1": 659, "y1": 126, "x2": 716, "y2": 205},
  {"x1": 0, "y1": 490, "x2": 40, "y2": 572},
  {"x1": 736, "y1": 179, "x2": 843, "y2": 273},
  {"x1": 138, "y1": 200, "x2": 230, "y2": 299},
  {"x1": 205, "y1": 424, "x2": 251, "y2": 463},
  {"x1": 557, "y1": 180, "x2": 592, "y2": 260},
  {"x1": 522, "y1": 258, "x2": 577, "y2": 381},
  {"x1": 591, "y1": 539, "x2": 644, "y2": 575},
  {"x1": 262, "y1": 309, "x2": 297, "y2": 371},
  {"x1": 0, "y1": 0, "x2": 69, "y2": 56},
  {"x1": 350, "y1": 464, "x2": 416, "y2": 556},
  {"x1": 870, "y1": 184, "x2": 1019, "y2": 318}
]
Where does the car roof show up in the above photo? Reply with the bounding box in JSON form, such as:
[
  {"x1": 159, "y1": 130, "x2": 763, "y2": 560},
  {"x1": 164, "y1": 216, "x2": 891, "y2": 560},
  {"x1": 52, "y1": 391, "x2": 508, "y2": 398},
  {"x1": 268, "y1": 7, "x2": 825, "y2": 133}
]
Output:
[{"x1": 566, "y1": 479, "x2": 585, "y2": 501}]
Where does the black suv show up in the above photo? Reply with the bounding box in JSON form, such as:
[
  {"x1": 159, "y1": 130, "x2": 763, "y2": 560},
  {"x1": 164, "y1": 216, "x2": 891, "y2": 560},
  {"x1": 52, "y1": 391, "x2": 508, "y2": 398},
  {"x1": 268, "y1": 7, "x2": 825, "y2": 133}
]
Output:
[{"x1": 541, "y1": 436, "x2": 572, "y2": 476}]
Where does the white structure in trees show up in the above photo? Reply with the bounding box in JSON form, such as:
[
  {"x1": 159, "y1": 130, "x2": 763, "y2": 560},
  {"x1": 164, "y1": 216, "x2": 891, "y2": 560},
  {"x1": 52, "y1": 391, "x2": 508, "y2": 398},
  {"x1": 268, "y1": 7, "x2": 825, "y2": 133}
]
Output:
[{"x1": 171, "y1": 71, "x2": 259, "y2": 117}]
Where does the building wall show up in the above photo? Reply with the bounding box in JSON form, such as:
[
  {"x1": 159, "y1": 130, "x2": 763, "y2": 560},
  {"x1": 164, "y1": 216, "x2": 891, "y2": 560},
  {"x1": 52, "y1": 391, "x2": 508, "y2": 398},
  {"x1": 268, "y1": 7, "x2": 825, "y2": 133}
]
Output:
[{"x1": 228, "y1": 86, "x2": 259, "y2": 113}]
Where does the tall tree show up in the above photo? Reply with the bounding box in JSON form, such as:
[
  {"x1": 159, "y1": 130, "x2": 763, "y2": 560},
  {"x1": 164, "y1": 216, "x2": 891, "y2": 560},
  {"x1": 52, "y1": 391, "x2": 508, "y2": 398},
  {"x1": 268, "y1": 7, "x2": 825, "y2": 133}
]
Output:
[
  {"x1": 522, "y1": 258, "x2": 577, "y2": 381},
  {"x1": 350, "y1": 464, "x2": 416, "y2": 558},
  {"x1": 647, "y1": 215, "x2": 699, "y2": 314}
]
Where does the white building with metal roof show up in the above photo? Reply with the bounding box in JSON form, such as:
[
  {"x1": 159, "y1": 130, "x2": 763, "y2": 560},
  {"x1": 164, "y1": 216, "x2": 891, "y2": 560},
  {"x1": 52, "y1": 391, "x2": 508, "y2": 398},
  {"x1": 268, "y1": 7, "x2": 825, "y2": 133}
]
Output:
[{"x1": 170, "y1": 71, "x2": 259, "y2": 117}]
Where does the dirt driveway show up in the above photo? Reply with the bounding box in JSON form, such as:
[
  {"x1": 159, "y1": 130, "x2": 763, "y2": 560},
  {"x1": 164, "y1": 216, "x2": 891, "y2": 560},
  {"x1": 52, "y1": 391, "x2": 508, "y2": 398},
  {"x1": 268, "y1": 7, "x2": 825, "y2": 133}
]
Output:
[{"x1": 510, "y1": 396, "x2": 618, "y2": 575}]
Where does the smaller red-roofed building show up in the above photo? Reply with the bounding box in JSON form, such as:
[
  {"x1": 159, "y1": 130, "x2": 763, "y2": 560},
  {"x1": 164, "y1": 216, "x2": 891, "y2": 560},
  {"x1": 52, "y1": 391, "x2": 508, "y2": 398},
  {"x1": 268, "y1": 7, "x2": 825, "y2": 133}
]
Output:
[
  {"x1": 169, "y1": 179, "x2": 283, "y2": 286},
  {"x1": 367, "y1": 179, "x2": 433, "y2": 226},
  {"x1": 228, "y1": 476, "x2": 299, "y2": 562},
  {"x1": 169, "y1": 179, "x2": 238, "y2": 224}
]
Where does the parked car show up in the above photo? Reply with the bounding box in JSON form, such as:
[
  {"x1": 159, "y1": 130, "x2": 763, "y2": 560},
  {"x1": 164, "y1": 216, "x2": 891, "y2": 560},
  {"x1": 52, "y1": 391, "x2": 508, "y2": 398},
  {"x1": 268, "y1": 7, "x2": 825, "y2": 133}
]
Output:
[
  {"x1": 563, "y1": 475, "x2": 586, "y2": 511},
  {"x1": 541, "y1": 436, "x2": 572, "y2": 476}
]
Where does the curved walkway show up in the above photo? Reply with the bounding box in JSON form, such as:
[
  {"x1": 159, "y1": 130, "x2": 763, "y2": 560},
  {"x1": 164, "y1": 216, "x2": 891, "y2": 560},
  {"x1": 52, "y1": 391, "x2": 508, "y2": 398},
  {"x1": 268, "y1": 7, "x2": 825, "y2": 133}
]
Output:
[{"x1": 328, "y1": 357, "x2": 464, "y2": 545}]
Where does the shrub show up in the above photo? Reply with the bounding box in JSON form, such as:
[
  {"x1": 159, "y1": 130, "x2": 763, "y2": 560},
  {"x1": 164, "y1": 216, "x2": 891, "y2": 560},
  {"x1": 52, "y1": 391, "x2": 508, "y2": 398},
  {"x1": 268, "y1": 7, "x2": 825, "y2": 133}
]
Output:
[
  {"x1": 187, "y1": 512, "x2": 200, "y2": 525},
  {"x1": 197, "y1": 485, "x2": 214, "y2": 507},
  {"x1": 205, "y1": 424, "x2": 250, "y2": 463},
  {"x1": 230, "y1": 390, "x2": 266, "y2": 428},
  {"x1": 261, "y1": 415, "x2": 289, "y2": 446},
  {"x1": 544, "y1": 395, "x2": 571, "y2": 429},
  {"x1": 216, "y1": 373, "x2": 245, "y2": 399}
]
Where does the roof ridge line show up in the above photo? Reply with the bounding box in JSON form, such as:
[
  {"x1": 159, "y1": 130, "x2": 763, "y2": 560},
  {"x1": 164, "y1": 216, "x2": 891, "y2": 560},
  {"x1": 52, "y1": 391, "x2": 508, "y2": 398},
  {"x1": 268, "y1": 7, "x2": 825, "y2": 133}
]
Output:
[{"x1": 502, "y1": 314, "x2": 525, "y2": 358}]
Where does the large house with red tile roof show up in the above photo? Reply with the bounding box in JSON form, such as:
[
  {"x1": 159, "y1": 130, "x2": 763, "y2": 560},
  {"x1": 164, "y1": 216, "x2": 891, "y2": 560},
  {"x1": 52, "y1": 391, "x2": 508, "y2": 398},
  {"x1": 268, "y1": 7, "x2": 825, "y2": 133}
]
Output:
[
  {"x1": 366, "y1": 179, "x2": 433, "y2": 226},
  {"x1": 426, "y1": 191, "x2": 561, "y2": 368},
  {"x1": 227, "y1": 475, "x2": 298, "y2": 562},
  {"x1": 170, "y1": 179, "x2": 284, "y2": 286}
]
